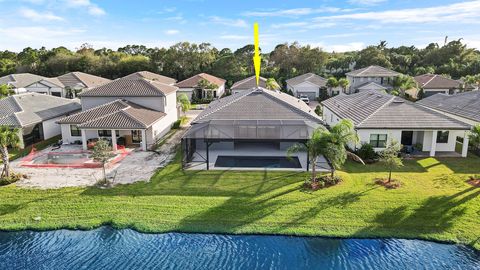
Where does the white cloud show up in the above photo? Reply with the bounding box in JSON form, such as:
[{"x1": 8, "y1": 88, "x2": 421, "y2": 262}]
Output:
[
  {"x1": 314, "y1": 1, "x2": 480, "y2": 24},
  {"x1": 19, "y1": 8, "x2": 64, "y2": 21},
  {"x1": 65, "y1": 0, "x2": 106, "y2": 16},
  {"x1": 348, "y1": 0, "x2": 386, "y2": 6},
  {"x1": 209, "y1": 16, "x2": 247, "y2": 27},
  {"x1": 165, "y1": 29, "x2": 179, "y2": 35},
  {"x1": 0, "y1": 26, "x2": 84, "y2": 41},
  {"x1": 243, "y1": 7, "x2": 354, "y2": 17}
]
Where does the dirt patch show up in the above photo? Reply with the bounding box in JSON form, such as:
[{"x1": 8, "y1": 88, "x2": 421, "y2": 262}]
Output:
[
  {"x1": 375, "y1": 178, "x2": 401, "y2": 189},
  {"x1": 467, "y1": 178, "x2": 480, "y2": 187}
]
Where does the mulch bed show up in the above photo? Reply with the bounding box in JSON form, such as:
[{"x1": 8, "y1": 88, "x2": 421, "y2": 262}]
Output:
[
  {"x1": 467, "y1": 179, "x2": 480, "y2": 187},
  {"x1": 374, "y1": 178, "x2": 401, "y2": 189}
]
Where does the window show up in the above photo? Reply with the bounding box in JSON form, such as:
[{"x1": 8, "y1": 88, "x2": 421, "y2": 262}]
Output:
[
  {"x1": 98, "y1": 130, "x2": 112, "y2": 137},
  {"x1": 70, "y1": 125, "x2": 81, "y2": 137},
  {"x1": 436, "y1": 131, "x2": 449, "y2": 143},
  {"x1": 370, "y1": 134, "x2": 388, "y2": 148}
]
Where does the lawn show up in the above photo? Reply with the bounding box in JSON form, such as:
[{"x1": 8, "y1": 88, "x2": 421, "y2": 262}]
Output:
[{"x1": 0, "y1": 150, "x2": 478, "y2": 250}]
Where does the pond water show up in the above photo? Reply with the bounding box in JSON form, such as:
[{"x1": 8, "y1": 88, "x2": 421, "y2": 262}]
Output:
[{"x1": 0, "y1": 227, "x2": 478, "y2": 270}]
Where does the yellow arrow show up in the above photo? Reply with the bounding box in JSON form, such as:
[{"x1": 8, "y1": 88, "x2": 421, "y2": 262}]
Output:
[{"x1": 253, "y1": 22, "x2": 261, "y2": 86}]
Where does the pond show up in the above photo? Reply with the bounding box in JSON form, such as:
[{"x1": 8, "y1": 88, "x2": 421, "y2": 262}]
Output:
[{"x1": 0, "y1": 227, "x2": 478, "y2": 269}]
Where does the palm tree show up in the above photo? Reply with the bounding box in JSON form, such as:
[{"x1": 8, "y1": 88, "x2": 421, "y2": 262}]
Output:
[
  {"x1": 393, "y1": 75, "x2": 417, "y2": 97},
  {"x1": 265, "y1": 78, "x2": 280, "y2": 90},
  {"x1": 338, "y1": 78, "x2": 349, "y2": 94},
  {"x1": 177, "y1": 93, "x2": 191, "y2": 116},
  {"x1": 0, "y1": 126, "x2": 21, "y2": 178},
  {"x1": 288, "y1": 119, "x2": 362, "y2": 181},
  {"x1": 326, "y1": 77, "x2": 339, "y2": 96},
  {"x1": 197, "y1": 79, "x2": 218, "y2": 100},
  {"x1": 0, "y1": 84, "x2": 14, "y2": 99},
  {"x1": 469, "y1": 125, "x2": 480, "y2": 154}
]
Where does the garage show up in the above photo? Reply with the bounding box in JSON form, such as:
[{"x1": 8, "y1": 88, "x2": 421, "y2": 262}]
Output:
[{"x1": 297, "y1": 92, "x2": 316, "y2": 100}]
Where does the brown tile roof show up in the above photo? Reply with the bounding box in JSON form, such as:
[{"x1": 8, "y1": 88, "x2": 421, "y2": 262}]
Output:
[
  {"x1": 322, "y1": 91, "x2": 470, "y2": 130},
  {"x1": 57, "y1": 72, "x2": 111, "y2": 89},
  {"x1": 57, "y1": 99, "x2": 165, "y2": 129},
  {"x1": 231, "y1": 76, "x2": 268, "y2": 90},
  {"x1": 175, "y1": 73, "x2": 226, "y2": 88},
  {"x1": 121, "y1": 71, "x2": 176, "y2": 85},
  {"x1": 346, "y1": 65, "x2": 401, "y2": 77},
  {"x1": 414, "y1": 74, "x2": 461, "y2": 89},
  {"x1": 79, "y1": 78, "x2": 178, "y2": 97}
]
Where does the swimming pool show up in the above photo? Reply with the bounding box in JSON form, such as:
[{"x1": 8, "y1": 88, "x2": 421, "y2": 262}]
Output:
[{"x1": 215, "y1": 155, "x2": 302, "y2": 168}]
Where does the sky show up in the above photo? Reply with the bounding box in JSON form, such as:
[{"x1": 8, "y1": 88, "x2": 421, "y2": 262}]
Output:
[{"x1": 0, "y1": 0, "x2": 479, "y2": 52}]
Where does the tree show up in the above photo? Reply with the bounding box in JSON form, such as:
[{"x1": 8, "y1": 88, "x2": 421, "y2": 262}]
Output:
[
  {"x1": 0, "y1": 126, "x2": 20, "y2": 178},
  {"x1": 197, "y1": 79, "x2": 218, "y2": 100},
  {"x1": 288, "y1": 119, "x2": 362, "y2": 181},
  {"x1": 91, "y1": 139, "x2": 115, "y2": 184},
  {"x1": 338, "y1": 78, "x2": 349, "y2": 93},
  {"x1": 393, "y1": 74, "x2": 417, "y2": 97},
  {"x1": 177, "y1": 93, "x2": 191, "y2": 116},
  {"x1": 326, "y1": 77, "x2": 339, "y2": 95},
  {"x1": 265, "y1": 78, "x2": 280, "y2": 90},
  {"x1": 378, "y1": 139, "x2": 403, "y2": 182},
  {"x1": 469, "y1": 125, "x2": 480, "y2": 153},
  {"x1": 0, "y1": 84, "x2": 14, "y2": 99}
]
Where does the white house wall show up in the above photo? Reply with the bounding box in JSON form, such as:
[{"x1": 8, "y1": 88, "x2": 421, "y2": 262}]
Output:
[
  {"x1": 177, "y1": 88, "x2": 194, "y2": 100},
  {"x1": 42, "y1": 116, "x2": 63, "y2": 140},
  {"x1": 323, "y1": 107, "x2": 342, "y2": 126}
]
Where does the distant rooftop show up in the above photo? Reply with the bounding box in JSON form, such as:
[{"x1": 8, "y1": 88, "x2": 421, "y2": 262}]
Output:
[
  {"x1": 121, "y1": 71, "x2": 176, "y2": 85},
  {"x1": 176, "y1": 73, "x2": 226, "y2": 88},
  {"x1": 79, "y1": 77, "x2": 178, "y2": 97},
  {"x1": 417, "y1": 91, "x2": 480, "y2": 123},
  {"x1": 0, "y1": 73, "x2": 45, "y2": 88},
  {"x1": 231, "y1": 76, "x2": 268, "y2": 90},
  {"x1": 346, "y1": 65, "x2": 401, "y2": 77},
  {"x1": 414, "y1": 74, "x2": 461, "y2": 89},
  {"x1": 286, "y1": 73, "x2": 327, "y2": 87}
]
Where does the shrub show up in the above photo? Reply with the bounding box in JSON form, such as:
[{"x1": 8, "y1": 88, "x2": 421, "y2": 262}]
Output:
[
  {"x1": 172, "y1": 120, "x2": 181, "y2": 129},
  {"x1": 357, "y1": 143, "x2": 377, "y2": 162},
  {"x1": 314, "y1": 105, "x2": 322, "y2": 116},
  {"x1": 0, "y1": 172, "x2": 24, "y2": 186}
]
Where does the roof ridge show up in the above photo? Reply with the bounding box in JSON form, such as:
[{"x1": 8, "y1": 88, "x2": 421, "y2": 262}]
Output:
[
  {"x1": 195, "y1": 90, "x2": 253, "y2": 121},
  {"x1": 262, "y1": 90, "x2": 322, "y2": 122},
  {"x1": 78, "y1": 102, "x2": 134, "y2": 128},
  {"x1": 61, "y1": 99, "x2": 126, "y2": 122},
  {"x1": 423, "y1": 74, "x2": 437, "y2": 87},
  {"x1": 357, "y1": 94, "x2": 395, "y2": 127}
]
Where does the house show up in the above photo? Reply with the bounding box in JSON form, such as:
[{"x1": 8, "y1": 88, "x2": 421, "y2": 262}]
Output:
[
  {"x1": 24, "y1": 72, "x2": 111, "y2": 98},
  {"x1": 414, "y1": 74, "x2": 462, "y2": 98},
  {"x1": 57, "y1": 75, "x2": 179, "y2": 151},
  {"x1": 345, "y1": 65, "x2": 401, "y2": 94},
  {"x1": 230, "y1": 76, "x2": 268, "y2": 94},
  {"x1": 175, "y1": 73, "x2": 226, "y2": 100},
  {"x1": 322, "y1": 90, "x2": 471, "y2": 157},
  {"x1": 182, "y1": 87, "x2": 326, "y2": 170},
  {"x1": 0, "y1": 93, "x2": 81, "y2": 148},
  {"x1": 417, "y1": 91, "x2": 480, "y2": 126},
  {"x1": 0, "y1": 73, "x2": 45, "y2": 94},
  {"x1": 286, "y1": 73, "x2": 327, "y2": 99},
  {"x1": 121, "y1": 71, "x2": 176, "y2": 85}
]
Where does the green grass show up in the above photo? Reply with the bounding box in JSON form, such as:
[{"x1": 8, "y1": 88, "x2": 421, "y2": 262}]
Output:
[{"x1": 0, "y1": 150, "x2": 478, "y2": 250}]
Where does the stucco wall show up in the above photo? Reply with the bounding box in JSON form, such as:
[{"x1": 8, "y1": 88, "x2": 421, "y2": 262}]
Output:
[
  {"x1": 42, "y1": 116, "x2": 63, "y2": 140},
  {"x1": 323, "y1": 107, "x2": 342, "y2": 126}
]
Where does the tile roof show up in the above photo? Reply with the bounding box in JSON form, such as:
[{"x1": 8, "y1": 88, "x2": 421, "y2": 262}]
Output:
[
  {"x1": 346, "y1": 65, "x2": 401, "y2": 77},
  {"x1": 0, "y1": 73, "x2": 45, "y2": 88},
  {"x1": 121, "y1": 71, "x2": 176, "y2": 85},
  {"x1": 78, "y1": 78, "x2": 178, "y2": 97},
  {"x1": 57, "y1": 72, "x2": 111, "y2": 89},
  {"x1": 193, "y1": 88, "x2": 322, "y2": 123},
  {"x1": 57, "y1": 99, "x2": 166, "y2": 129},
  {"x1": 414, "y1": 74, "x2": 461, "y2": 89},
  {"x1": 0, "y1": 93, "x2": 81, "y2": 127},
  {"x1": 175, "y1": 73, "x2": 226, "y2": 88},
  {"x1": 322, "y1": 91, "x2": 470, "y2": 130},
  {"x1": 286, "y1": 73, "x2": 327, "y2": 87},
  {"x1": 356, "y1": 81, "x2": 387, "y2": 90},
  {"x1": 417, "y1": 91, "x2": 480, "y2": 123},
  {"x1": 231, "y1": 76, "x2": 268, "y2": 90}
]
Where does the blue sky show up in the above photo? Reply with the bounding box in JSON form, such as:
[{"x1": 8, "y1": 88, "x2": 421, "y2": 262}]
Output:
[{"x1": 0, "y1": 0, "x2": 479, "y2": 52}]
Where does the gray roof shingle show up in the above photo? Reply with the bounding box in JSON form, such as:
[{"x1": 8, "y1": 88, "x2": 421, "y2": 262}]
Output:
[
  {"x1": 175, "y1": 73, "x2": 226, "y2": 88},
  {"x1": 231, "y1": 76, "x2": 268, "y2": 90},
  {"x1": 417, "y1": 91, "x2": 480, "y2": 123},
  {"x1": 193, "y1": 88, "x2": 322, "y2": 123},
  {"x1": 0, "y1": 93, "x2": 81, "y2": 127},
  {"x1": 79, "y1": 78, "x2": 178, "y2": 97},
  {"x1": 121, "y1": 71, "x2": 176, "y2": 85},
  {"x1": 57, "y1": 72, "x2": 111, "y2": 89},
  {"x1": 322, "y1": 91, "x2": 470, "y2": 130},
  {"x1": 346, "y1": 65, "x2": 401, "y2": 77},
  {"x1": 0, "y1": 73, "x2": 45, "y2": 88},
  {"x1": 286, "y1": 73, "x2": 326, "y2": 87}
]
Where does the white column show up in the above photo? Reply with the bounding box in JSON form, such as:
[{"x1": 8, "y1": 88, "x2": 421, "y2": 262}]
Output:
[
  {"x1": 111, "y1": 130, "x2": 117, "y2": 151},
  {"x1": 81, "y1": 129, "x2": 87, "y2": 150},
  {"x1": 462, "y1": 131, "x2": 469, "y2": 158},
  {"x1": 430, "y1": 130, "x2": 437, "y2": 157},
  {"x1": 141, "y1": 129, "x2": 147, "y2": 151}
]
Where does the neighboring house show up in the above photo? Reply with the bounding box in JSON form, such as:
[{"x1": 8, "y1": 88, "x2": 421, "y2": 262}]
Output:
[
  {"x1": 322, "y1": 90, "x2": 471, "y2": 157},
  {"x1": 57, "y1": 75, "x2": 179, "y2": 151},
  {"x1": 417, "y1": 91, "x2": 480, "y2": 126},
  {"x1": 175, "y1": 73, "x2": 226, "y2": 100},
  {"x1": 24, "y1": 72, "x2": 111, "y2": 98},
  {"x1": 230, "y1": 76, "x2": 268, "y2": 94},
  {"x1": 286, "y1": 73, "x2": 327, "y2": 99},
  {"x1": 0, "y1": 73, "x2": 45, "y2": 94},
  {"x1": 414, "y1": 74, "x2": 462, "y2": 97},
  {"x1": 182, "y1": 87, "x2": 325, "y2": 170},
  {"x1": 121, "y1": 71, "x2": 176, "y2": 85},
  {"x1": 345, "y1": 65, "x2": 401, "y2": 94},
  {"x1": 0, "y1": 93, "x2": 81, "y2": 148}
]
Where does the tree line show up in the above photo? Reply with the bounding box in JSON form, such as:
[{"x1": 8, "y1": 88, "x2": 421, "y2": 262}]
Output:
[{"x1": 1, "y1": 39, "x2": 480, "y2": 88}]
